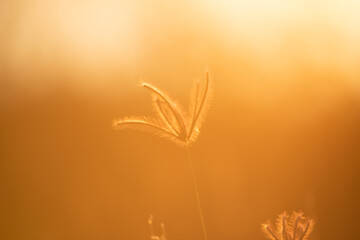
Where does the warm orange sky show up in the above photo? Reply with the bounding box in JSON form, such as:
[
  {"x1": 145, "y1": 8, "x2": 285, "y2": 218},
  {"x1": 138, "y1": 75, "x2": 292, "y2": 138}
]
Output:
[{"x1": 1, "y1": 1, "x2": 360, "y2": 240}]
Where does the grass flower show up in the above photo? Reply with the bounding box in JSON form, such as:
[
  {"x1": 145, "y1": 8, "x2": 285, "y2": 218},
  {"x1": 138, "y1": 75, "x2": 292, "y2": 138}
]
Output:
[
  {"x1": 113, "y1": 71, "x2": 213, "y2": 147},
  {"x1": 113, "y1": 71, "x2": 213, "y2": 240},
  {"x1": 261, "y1": 211, "x2": 315, "y2": 240}
]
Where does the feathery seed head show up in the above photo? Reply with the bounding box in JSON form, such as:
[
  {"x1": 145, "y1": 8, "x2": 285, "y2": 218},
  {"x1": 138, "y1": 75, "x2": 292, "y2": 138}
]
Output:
[{"x1": 113, "y1": 71, "x2": 213, "y2": 147}]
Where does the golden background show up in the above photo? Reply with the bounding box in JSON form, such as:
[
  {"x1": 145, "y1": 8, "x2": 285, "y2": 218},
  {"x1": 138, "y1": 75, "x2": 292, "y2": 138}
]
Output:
[{"x1": 1, "y1": 1, "x2": 360, "y2": 239}]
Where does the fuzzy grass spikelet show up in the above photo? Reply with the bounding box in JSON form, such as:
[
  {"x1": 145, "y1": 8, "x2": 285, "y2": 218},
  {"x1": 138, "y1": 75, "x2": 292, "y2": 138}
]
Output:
[{"x1": 113, "y1": 71, "x2": 213, "y2": 146}]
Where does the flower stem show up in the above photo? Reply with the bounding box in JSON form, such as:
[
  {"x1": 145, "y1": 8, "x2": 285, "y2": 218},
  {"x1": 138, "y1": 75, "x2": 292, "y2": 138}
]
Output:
[{"x1": 186, "y1": 147, "x2": 208, "y2": 240}]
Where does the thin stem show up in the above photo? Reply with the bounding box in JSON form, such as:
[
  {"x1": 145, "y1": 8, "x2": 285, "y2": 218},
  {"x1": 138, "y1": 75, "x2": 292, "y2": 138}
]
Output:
[
  {"x1": 113, "y1": 119, "x2": 178, "y2": 139},
  {"x1": 186, "y1": 147, "x2": 208, "y2": 240},
  {"x1": 299, "y1": 221, "x2": 311, "y2": 240},
  {"x1": 265, "y1": 225, "x2": 279, "y2": 240},
  {"x1": 292, "y1": 214, "x2": 302, "y2": 240},
  {"x1": 142, "y1": 83, "x2": 187, "y2": 138},
  {"x1": 188, "y1": 73, "x2": 209, "y2": 140},
  {"x1": 156, "y1": 98, "x2": 180, "y2": 136}
]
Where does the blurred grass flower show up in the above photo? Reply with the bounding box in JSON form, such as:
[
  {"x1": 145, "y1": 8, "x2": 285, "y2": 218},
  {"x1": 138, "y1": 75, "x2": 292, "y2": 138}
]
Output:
[
  {"x1": 261, "y1": 211, "x2": 314, "y2": 240},
  {"x1": 148, "y1": 215, "x2": 166, "y2": 240}
]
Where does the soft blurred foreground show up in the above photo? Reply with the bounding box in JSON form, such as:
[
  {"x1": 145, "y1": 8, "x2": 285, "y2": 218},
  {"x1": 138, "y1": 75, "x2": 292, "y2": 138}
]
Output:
[{"x1": 1, "y1": 1, "x2": 360, "y2": 240}]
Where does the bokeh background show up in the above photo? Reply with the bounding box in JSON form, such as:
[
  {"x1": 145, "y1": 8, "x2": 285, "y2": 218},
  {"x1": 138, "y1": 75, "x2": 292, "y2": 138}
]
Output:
[{"x1": 1, "y1": 1, "x2": 360, "y2": 239}]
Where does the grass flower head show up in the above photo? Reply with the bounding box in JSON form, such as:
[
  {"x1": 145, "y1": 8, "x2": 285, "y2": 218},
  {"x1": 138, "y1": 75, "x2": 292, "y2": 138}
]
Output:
[{"x1": 113, "y1": 71, "x2": 213, "y2": 147}]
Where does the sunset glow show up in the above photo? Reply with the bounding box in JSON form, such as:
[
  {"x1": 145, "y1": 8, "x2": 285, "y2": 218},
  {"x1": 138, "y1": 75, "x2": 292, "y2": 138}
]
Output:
[{"x1": 1, "y1": 1, "x2": 359, "y2": 240}]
